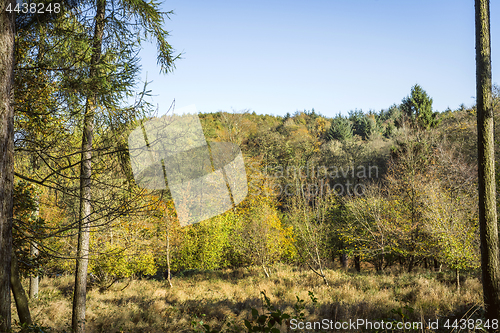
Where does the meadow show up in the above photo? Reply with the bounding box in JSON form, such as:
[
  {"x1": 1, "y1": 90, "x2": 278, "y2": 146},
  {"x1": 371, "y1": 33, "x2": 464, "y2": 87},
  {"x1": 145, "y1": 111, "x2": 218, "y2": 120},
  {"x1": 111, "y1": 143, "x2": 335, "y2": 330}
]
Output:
[{"x1": 18, "y1": 264, "x2": 483, "y2": 333}]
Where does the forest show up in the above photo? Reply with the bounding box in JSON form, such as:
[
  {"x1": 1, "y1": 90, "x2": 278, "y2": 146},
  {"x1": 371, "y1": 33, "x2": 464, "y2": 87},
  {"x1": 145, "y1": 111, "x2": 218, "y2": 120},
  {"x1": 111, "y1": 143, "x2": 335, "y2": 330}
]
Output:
[{"x1": 1, "y1": 0, "x2": 500, "y2": 332}]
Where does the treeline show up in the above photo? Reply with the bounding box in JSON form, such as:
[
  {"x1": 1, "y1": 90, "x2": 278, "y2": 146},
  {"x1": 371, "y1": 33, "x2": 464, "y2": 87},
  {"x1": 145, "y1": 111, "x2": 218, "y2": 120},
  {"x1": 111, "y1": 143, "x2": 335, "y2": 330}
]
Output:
[{"x1": 13, "y1": 82, "x2": 500, "y2": 297}]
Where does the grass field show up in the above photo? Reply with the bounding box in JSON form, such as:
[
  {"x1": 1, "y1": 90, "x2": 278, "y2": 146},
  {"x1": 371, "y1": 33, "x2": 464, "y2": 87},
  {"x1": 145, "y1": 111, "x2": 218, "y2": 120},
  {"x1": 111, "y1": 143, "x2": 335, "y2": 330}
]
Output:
[{"x1": 16, "y1": 264, "x2": 484, "y2": 332}]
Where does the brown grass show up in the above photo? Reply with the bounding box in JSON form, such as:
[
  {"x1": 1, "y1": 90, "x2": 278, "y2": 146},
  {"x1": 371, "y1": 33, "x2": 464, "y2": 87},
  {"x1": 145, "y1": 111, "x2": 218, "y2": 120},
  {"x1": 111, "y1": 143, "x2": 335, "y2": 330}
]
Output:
[{"x1": 14, "y1": 264, "x2": 483, "y2": 332}]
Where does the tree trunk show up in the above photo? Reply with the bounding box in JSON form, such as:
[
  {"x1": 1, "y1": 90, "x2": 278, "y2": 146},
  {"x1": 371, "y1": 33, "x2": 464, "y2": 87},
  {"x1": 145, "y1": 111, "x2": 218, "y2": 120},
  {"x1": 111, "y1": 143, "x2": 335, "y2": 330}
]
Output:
[
  {"x1": 29, "y1": 205, "x2": 39, "y2": 299},
  {"x1": 29, "y1": 242, "x2": 38, "y2": 299},
  {"x1": 354, "y1": 256, "x2": 361, "y2": 272},
  {"x1": 341, "y1": 253, "x2": 349, "y2": 269},
  {"x1": 71, "y1": 0, "x2": 105, "y2": 332},
  {"x1": 456, "y1": 268, "x2": 460, "y2": 293},
  {"x1": 262, "y1": 264, "x2": 270, "y2": 278},
  {"x1": 0, "y1": 0, "x2": 15, "y2": 330},
  {"x1": 10, "y1": 253, "x2": 32, "y2": 327},
  {"x1": 475, "y1": 0, "x2": 500, "y2": 325},
  {"x1": 166, "y1": 224, "x2": 172, "y2": 288},
  {"x1": 407, "y1": 255, "x2": 414, "y2": 273},
  {"x1": 434, "y1": 258, "x2": 439, "y2": 272}
]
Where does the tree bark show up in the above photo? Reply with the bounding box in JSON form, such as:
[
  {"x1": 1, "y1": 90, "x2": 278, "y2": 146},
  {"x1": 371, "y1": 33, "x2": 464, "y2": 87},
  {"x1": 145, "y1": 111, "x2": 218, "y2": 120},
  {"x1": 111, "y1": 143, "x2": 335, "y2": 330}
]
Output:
[
  {"x1": 0, "y1": 0, "x2": 15, "y2": 330},
  {"x1": 29, "y1": 202, "x2": 39, "y2": 299},
  {"x1": 10, "y1": 253, "x2": 32, "y2": 327},
  {"x1": 475, "y1": 0, "x2": 500, "y2": 325},
  {"x1": 407, "y1": 255, "x2": 414, "y2": 273},
  {"x1": 354, "y1": 255, "x2": 361, "y2": 272},
  {"x1": 29, "y1": 242, "x2": 38, "y2": 299},
  {"x1": 166, "y1": 222, "x2": 172, "y2": 288},
  {"x1": 71, "y1": 0, "x2": 106, "y2": 332},
  {"x1": 340, "y1": 253, "x2": 349, "y2": 269}
]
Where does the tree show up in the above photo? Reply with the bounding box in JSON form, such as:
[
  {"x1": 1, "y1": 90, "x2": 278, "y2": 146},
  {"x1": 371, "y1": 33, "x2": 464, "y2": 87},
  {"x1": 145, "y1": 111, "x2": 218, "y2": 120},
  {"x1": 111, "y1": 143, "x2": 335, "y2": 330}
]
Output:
[
  {"x1": 287, "y1": 186, "x2": 333, "y2": 285},
  {"x1": 237, "y1": 195, "x2": 294, "y2": 278},
  {"x1": 71, "y1": 1, "x2": 106, "y2": 331},
  {"x1": 0, "y1": 0, "x2": 15, "y2": 330},
  {"x1": 340, "y1": 185, "x2": 393, "y2": 272},
  {"x1": 401, "y1": 84, "x2": 440, "y2": 130},
  {"x1": 326, "y1": 115, "x2": 353, "y2": 142},
  {"x1": 475, "y1": 0, "x2": 500, "y2": 324},
  {"x1": 66, "y1": 0, "x2": 179, "y2": 330},
  {"x1": 385, "y1": 136, "x2": 438, "y2": 272},
  {"x1": 425, "y1": 184, "x2": 479, "y2": 291}
]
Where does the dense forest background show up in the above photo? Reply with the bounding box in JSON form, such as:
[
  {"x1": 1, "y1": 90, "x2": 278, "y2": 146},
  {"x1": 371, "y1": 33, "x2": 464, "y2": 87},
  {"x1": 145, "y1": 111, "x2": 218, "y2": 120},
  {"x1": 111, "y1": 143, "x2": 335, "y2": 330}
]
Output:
[{"x1": 13, "y1": 83, "x2": 500, "y2": 290}]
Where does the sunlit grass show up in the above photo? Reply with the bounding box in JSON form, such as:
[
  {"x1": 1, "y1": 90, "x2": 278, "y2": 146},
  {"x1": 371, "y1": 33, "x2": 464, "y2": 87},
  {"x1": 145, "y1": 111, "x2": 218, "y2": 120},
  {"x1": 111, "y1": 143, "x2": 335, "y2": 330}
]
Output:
[{"x1": 16, "y1": 264, "x2": 483, "y2": 332}]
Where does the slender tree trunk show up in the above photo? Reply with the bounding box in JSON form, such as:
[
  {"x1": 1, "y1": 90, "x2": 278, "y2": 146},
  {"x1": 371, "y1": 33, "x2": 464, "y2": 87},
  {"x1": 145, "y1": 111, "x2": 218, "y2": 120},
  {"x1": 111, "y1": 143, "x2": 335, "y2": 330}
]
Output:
[
  {"x1": 29, "y1": 205, "x2": 39, "y2": 299},
  {"x1": 166, "y1": 223, "x2": 172, "y2": 288},
  {"x1": 475, "y1": 0, "x2": 500, "y2": 325},
  {"x1": 0, "y1": 0, "x2": 15, "y2": 330},
  {"x1": 341, "y1": 253, "x2": 349, "y2": 269},
  {"x1": 71, "y1": 95, "x2": 94, "y2": 333},
  {"x1": 71, "y1": 0, "x2": 105, "y2": 332},
  {"x1": 456, "y1": 268, "x2": 460, "y2": 293},
  {"x1": 10, "y1": 253, "x2": 32, "y2": 327},
  {"x1": 29, "y1": 242, "x2": 38, "y2": 299},
  {"x1": 407, "y1": 255, "x2": 414, "y2": 273},
  {"x1": 314, "y1": 247, "x2": 328, "y2": 285},
  {"x1": 354, "y1": 255, "x2": 361, "y2": 272},
  {"x1": 262, "y1": 264, "x2": 270, "y2": 278}
]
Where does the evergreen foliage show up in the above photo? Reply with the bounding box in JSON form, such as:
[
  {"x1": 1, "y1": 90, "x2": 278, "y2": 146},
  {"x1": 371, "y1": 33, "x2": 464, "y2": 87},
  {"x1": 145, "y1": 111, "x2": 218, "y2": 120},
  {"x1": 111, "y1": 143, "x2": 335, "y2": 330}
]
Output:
[
  {"x1": 401, "y1": 84, "x2": 441, "y2": 130},
  {"x1": 326, "y1": 115, "x2": 353, "y2": 142}
]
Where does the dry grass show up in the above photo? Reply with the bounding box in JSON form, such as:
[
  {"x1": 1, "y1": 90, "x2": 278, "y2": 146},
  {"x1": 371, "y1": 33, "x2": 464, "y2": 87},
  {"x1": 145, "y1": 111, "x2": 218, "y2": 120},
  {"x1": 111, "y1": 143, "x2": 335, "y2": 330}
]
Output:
[{"x1": 15, "y1": 264, "x2": 483, "y2": 332}]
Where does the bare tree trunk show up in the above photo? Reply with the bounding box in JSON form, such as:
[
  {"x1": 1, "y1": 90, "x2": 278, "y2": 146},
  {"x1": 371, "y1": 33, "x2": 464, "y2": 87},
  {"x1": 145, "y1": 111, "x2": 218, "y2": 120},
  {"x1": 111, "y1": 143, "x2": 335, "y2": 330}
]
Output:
[
  {"x1": 354, "y1": 256, "x2": 361, "y2": 272},
  {"x1": 262, "y1": 264, "x2": 270, "y2": 278},
  {"x1": 314, "y1": 248, "x2": 328, "y2": 285},
  {"x1": 341, "y1": 253, "x2": 349, "y2": 269},
  {"x1": 0, "y1": 0, "x2": 15, "y2": 330},
  {"x1": 71, "y1": 93, "x2": 94, "y2": 333},
  {"x1": 166, "y1": 225, "x2": 172, "y2": 288},
  {"x1": 29, "y1": 206, "x2": 39, "y2": 299},
  {"x1": 456, "y1": 268, "x2": 460, "y2": 293},
  {"x1": 29, "y1": 242, "x2": 38, "y2": 299},
  {"x1": 72, "y1": 0, "x2": 105, "y2": 332},
  {"x1": 10, "y1": 253, "x2": 32, "y2": 327},
  {"x1": 407, "y1": 255, "x2": 414, "y2": 273},
  {"x1": 475, "y1": 0, "x2": 500, "y2": 325}
]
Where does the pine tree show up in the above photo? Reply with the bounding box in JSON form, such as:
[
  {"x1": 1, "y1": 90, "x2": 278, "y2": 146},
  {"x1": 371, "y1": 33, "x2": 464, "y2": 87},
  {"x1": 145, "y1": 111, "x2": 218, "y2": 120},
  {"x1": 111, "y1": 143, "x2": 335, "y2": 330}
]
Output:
[
  {"x1": 326, "y1": 115, "x2": 353, "y2": 142},
  {"x1": 475, "y1": 0, "x2": 500, "y2": 327},
  {"x1": 401, "y1": 84, "x2": 441, "y2": 130}
]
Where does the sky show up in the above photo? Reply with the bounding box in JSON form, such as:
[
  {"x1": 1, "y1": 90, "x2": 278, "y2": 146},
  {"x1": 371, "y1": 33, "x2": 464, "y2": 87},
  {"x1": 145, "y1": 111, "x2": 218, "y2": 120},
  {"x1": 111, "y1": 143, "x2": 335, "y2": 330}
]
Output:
[{"x1": 137, "y1": 0, "x2": 500, "y2": 118}]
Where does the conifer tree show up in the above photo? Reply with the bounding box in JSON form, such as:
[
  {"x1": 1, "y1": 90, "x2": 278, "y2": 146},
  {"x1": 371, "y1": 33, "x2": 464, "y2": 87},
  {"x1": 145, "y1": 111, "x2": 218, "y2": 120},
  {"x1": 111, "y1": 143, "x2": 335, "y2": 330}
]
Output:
[
  {"x1": 326, "y1": 115, "x2": 353, "y2": 142},
  {"x1": 401, "y1": 84, "x2": 441, "y2": 130},
  {"x1": 475, "y1": 0, "x2": 500, "y2": 326}
]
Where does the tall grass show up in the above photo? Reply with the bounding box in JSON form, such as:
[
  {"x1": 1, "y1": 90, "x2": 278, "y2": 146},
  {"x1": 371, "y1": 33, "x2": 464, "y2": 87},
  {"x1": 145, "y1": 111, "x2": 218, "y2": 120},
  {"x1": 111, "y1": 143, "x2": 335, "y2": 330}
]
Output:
[{"x1": 15, "y1": 264, "x2": 483, "y2": 332}]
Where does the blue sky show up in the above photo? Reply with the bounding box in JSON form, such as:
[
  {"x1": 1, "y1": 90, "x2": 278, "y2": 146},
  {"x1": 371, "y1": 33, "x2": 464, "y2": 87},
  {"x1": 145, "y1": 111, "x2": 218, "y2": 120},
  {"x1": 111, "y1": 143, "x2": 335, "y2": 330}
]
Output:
[{"x1": 138, "y1": 0, "x2": 500, "y2": 118}]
